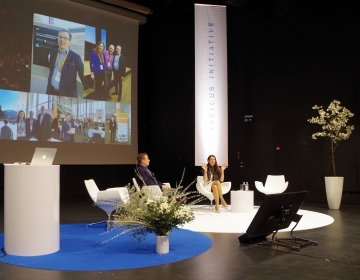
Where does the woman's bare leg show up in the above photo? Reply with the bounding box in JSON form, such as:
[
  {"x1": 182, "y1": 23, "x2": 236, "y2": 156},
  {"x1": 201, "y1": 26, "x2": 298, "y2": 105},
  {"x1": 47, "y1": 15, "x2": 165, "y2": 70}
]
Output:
[
  {"x1": 211, "y1": 182, "x2": 220, "y2": 212},
  {"x1": 213, "y1": 181, "x2": 227, "y2": 207}
]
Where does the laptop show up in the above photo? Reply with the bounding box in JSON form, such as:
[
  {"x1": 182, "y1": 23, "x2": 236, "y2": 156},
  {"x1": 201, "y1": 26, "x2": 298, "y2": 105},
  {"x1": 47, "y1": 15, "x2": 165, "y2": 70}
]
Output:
[{"x1": 30, "y1": 147, "x2": 57, "y2": 165}]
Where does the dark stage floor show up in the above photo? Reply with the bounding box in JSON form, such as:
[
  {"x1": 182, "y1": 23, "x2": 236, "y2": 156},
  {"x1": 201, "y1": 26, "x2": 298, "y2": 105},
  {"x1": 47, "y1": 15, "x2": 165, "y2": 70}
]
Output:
[{"x1": 0, "y1": 196, "x2": 359, "y2": 280}]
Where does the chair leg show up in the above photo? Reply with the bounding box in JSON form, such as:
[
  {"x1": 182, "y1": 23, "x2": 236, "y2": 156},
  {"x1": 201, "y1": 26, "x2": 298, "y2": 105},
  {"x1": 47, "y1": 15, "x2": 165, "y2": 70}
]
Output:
[
  {"x1": 86, "y1": 221, "x2": 108, "y2": 228},
  {"x1": 209, "y1": 200, "x2": 214, "y2": 209},
  {"x1": 87, "y1": 213, "x2": 112, "y2": 229}
]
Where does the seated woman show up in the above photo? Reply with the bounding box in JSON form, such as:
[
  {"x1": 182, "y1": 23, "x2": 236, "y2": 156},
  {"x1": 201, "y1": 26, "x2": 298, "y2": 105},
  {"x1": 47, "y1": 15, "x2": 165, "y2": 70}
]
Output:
[{"x1": 201, "y1": 155, "x2": 228, "y2": 213}]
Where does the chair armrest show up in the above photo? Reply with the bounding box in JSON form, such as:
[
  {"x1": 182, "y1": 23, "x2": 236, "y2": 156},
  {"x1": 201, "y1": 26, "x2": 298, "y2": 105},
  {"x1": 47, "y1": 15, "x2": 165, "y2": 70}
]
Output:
[
  {"x1": 220, "y1": 182, "x2": 231, "y2": 194},
  {"x1": 254, "y1": 181, "x2": 266, "y2": 193}
]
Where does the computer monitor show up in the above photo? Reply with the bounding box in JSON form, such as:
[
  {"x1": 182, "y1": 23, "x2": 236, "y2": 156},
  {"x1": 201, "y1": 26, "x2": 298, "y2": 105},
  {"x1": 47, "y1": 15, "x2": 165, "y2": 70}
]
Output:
[{"x1": 239, "y1": 191, "x2": 308, "y2": 243}]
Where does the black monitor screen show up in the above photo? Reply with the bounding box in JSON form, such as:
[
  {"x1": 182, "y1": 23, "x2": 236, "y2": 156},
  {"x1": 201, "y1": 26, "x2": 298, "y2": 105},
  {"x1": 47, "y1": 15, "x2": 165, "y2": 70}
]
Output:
[{"x1": 245, "y1": 191, "x2": 308, "y2": 239}]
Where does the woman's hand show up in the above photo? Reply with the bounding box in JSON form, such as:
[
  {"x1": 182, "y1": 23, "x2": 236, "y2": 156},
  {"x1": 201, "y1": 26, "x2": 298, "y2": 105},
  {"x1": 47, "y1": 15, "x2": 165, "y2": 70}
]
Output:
[
  {"x1": 220, "y1": 163, "x2": 228, "y2": 171},
  {"x1": 201, "y1": 163, "x2": 207, "y2": 172}
]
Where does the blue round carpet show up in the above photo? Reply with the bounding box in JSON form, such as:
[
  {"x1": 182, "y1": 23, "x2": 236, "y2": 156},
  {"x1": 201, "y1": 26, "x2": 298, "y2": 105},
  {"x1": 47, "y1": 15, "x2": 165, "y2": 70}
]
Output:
[{"x1": 0, "y1": 223, "x2": 212, "y2": 271}]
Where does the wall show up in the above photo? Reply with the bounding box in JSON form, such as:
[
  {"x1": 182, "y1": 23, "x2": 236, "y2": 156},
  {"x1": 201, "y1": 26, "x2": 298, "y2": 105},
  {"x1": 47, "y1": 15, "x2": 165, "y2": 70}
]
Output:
[{"x1": 1, "y1": 1, "x2": 360, "y2": 204}]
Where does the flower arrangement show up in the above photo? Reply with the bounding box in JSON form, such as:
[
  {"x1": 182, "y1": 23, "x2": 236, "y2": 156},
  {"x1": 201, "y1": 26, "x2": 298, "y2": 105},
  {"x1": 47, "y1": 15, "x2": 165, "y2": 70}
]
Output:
[
  {"x1": 307, "y1": 100, "x2": 354, "y2": 176},
  {"x1": 106, "y1": 170, "x2": 204, "y2": 242}
]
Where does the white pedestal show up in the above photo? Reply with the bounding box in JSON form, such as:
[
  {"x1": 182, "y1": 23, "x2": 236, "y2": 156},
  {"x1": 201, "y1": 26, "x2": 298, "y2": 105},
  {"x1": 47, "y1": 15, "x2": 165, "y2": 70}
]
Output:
[
  {"x1": 4, "y1": 164, "x2": 60, "y2": 256},
  {"x1": 231, "y1": 190, "x2": 254, "y2": 213}
]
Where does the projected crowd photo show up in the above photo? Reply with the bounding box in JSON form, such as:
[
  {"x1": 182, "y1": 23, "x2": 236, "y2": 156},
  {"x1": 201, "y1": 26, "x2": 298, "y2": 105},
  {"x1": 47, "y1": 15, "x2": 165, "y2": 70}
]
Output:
[{"x1": 0, "y1": 11, "x2": 132, "y2": 145}]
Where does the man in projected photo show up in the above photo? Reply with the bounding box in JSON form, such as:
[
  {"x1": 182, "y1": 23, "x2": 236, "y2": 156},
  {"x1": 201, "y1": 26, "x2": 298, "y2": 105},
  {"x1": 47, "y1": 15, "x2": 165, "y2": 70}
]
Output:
[
  {"x1": 25, "y1": 111, "x2": 37, "y2": 139},
  {"x1": 104, "y1": 44, "x2": 115, "y2": 100},
  {"x1": 136, "y1": 153, "x2": 169, "y2": 190},
  {"x1": 113, "y1": 45, "x2": 126, "y2": 102},
  {"x1": 61, "y1": 113, "x2": 76, "y2": 142},
  {"x1": 95, "y1": 109, "x2": 103, "y2": 124},
  {"x1": 35, "y1": 105, "x2": 52, "y2": 141},
  {"x1": 109, "y1": 114, "x2": 117, "y2": 143},
  {"x1": 0, "y1": 120, "x2": 13, "y2": 140},
  {"x1": 46, "y1": 29, "x2": 86, "y2": 98}
]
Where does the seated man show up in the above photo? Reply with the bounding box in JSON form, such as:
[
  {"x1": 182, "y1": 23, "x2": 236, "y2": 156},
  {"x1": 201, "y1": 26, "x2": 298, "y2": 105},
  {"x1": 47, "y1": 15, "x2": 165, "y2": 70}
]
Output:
[{"x1": 135, "y1": 153, "x2": 169, "y2": 190}]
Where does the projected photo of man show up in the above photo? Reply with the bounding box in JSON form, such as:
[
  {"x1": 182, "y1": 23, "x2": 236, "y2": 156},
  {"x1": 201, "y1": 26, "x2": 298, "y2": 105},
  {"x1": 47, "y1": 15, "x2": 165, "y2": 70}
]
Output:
[
  {"x1": 104, "y1": 44, "x2": 115, "y2": 101},
  {"x1": 25, "y1": 111, "x2": 37, "y2": 139},
  {"x1": 1, "y1": 120, "x2": 13, "y2": 140},
  {"x1": 61, "y1": 113, "x2": 76, "y2": 142},
  {"x1": 113, "y1": 45, "x2": 126, "y2": 102},
  {"x1": 47, "y1": 29, "x2": 86, "y2": 98},
  {"x1": 35, "y1": 105, "x2": 52, "y2": 141}
]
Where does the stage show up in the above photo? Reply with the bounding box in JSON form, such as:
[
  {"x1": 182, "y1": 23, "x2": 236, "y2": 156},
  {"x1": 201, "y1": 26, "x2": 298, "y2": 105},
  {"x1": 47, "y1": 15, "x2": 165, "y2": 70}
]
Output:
[
  {"x1": 0, "y1": 196, "x2": 359, "y2": 280},
  {"x1": 183, "y1": 205, "x2": 334, "y2": 233}
]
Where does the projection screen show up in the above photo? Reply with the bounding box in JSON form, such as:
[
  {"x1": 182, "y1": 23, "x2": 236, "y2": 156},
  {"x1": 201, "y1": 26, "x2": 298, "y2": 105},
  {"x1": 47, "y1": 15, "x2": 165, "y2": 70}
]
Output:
[{"x1": 0, "y1": 0, "x2": 140, "y2": 164}]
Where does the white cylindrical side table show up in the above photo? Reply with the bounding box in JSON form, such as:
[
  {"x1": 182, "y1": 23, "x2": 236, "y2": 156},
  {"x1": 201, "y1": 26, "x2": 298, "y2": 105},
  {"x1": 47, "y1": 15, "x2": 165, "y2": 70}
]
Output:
[
  {"x1": 231, "y1": 190, "x2": 254, "y2": 213},
  {"x1": 4, "y1": 164, "x2": 60, "y2": 256}
]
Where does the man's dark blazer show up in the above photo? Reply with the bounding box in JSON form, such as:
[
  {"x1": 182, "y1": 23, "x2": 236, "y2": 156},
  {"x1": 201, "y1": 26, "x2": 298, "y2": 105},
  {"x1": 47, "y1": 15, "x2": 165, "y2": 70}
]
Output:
[
  {"x1": 113, "y1": 54, "x2": 126, "y2": 77},
  {"x1": 109, "y1": 119, "x2": 117, "y2": 133},
  {"x1": 46, "y1": 49, "x2": 86, "y2": 98},
  {"x1": 0, "y1": 125, "x2": 12, "y2": 140},
  {"x1": 136, "y1": 164, "x2": 163, "y2": 188},
  {"x1": 25, "y1": 117, "x2": 37, "y2": 138},
  {"x1": 36, "y1": 113, "x2": 52, "y2": 141},
  {"x1": 61, "y1": 121, "x2": 75, "y2": 142}
]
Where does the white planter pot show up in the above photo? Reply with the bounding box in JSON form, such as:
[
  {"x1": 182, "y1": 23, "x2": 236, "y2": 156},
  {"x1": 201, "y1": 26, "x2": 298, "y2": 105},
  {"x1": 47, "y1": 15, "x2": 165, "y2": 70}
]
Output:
[
  {"x1": 156, "y1": 235, "x2": 169, "y2": 254},
  {"x1": 324, "y1": 177, "x2": 344, "y2": 209}
]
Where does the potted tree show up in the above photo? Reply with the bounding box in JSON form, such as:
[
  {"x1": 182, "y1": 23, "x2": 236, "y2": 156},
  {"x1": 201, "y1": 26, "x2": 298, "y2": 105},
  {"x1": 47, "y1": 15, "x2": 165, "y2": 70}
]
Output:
[{"x1": 308, "y1": 100, "x2": 354, "y2": 209}]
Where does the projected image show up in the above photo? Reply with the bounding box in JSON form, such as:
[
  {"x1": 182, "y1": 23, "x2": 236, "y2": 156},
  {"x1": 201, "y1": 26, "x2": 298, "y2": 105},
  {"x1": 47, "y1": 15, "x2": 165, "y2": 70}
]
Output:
[
  {"x1": 0, "y1": 89, "x2": 131, "y2": 144},
  {"x1": 31, "y1": 14, "x2": 86, "y2": 98},
  {"x1": 83, "y1": 28, "x2": 131, "y2": 104},
  {"x1": 0, "y1": 8, "x2": 32, "y2": 93},
  {"x1": 0, "y1": 0, "x2": 138, "y2": 163},
  {"x1": 0, "y1": 90, "x2": 18, "y2": 140}
]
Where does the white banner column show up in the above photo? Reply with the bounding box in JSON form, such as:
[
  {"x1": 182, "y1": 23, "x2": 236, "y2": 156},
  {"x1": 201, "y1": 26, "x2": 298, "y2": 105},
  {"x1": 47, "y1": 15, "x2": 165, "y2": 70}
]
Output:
[{"x1": 195, "y1": 4, "x2": 228, "y2": 165}]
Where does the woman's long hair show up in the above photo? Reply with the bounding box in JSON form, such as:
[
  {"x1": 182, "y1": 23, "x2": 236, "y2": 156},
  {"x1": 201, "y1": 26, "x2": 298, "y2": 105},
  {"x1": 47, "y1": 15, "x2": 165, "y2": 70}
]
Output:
[
  {"x1": 17, "y1": 110, "x2": 25, "y2": 123},
  {"x1": 93, "y1": 41, "x2": 105, "y2": 64},
  {"x1": 94, "y1": 41, "x2": 105, "y2": 54},
  {"x1": 206, "y1": 155, "x2": 221, "y2": 176}
]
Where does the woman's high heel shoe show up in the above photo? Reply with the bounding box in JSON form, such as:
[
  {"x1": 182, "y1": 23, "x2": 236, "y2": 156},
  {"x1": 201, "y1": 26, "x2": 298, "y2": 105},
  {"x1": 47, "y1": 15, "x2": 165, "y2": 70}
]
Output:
[
  {"x1": 221, "y1": 202, "x2": 229, "y2": 209},
  {"x1": 215, "y1": 206, "x2": 221, "y2": 213}
]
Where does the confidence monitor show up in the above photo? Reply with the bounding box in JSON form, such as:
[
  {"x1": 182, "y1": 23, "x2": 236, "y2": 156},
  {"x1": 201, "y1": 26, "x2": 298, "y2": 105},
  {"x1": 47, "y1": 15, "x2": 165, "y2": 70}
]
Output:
[{"x1": 238, "y1": 191, "x2": 308, "y2": 244}]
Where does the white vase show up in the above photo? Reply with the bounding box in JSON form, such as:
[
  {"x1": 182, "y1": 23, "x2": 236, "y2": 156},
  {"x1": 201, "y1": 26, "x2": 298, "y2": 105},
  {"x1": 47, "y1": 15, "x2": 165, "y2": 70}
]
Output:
[
  {"x1": 324, "y1": 176, "x2": 344, "y2": 209},
  {"x1": 156, "y1": 235, "x2": 169, "y2": 254}
]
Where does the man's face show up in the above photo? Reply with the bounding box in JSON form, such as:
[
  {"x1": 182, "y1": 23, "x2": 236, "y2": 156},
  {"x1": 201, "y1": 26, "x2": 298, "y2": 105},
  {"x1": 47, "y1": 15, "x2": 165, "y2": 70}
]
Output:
[
  {"x1": 66, "y1": 115, "x2": 71, "y2": 122},
  {"x1": 58, "y1": 31, "x2": 71, "y2": 52},
  {"x1": 141, "y1": 155, "x2": 150, "y2": 167},
  {"x1": 41, "y1": 106, "x2": 45, "y2": 114},
  {"x1": 29, "y1": 111, "x2": 34, "y2": 118},
  {"x1": 109, "y1": 45, "x2": 114, "y2": 54},
  {"x1": 115, "y1": 46, "x2": 122, "y2": 54},
  {"x1": 97, "y1": 110, "x2": 102, "y2": 119}
]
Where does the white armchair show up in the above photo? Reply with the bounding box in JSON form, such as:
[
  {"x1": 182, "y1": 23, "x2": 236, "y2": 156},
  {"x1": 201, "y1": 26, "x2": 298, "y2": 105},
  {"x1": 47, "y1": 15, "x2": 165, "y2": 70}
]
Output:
[
  {"x1": 84, "y1": 179, "x2": 129, "y2": 228},
  {"x1": 196, "y1": 176, "x2": 231, "y2": 208},
  {"x1": 132, "y1": 178, "x2": 141, "y2": 192},
  {"x1": 254, "y1": 175, "x2": 289, "y2": 195}
]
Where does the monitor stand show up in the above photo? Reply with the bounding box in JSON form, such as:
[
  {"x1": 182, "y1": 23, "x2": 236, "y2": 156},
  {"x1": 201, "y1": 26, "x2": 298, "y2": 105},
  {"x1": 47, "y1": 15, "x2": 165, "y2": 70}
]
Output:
[{"x1": 258, "y1": 209, "x2": 318, "y2": 251}]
